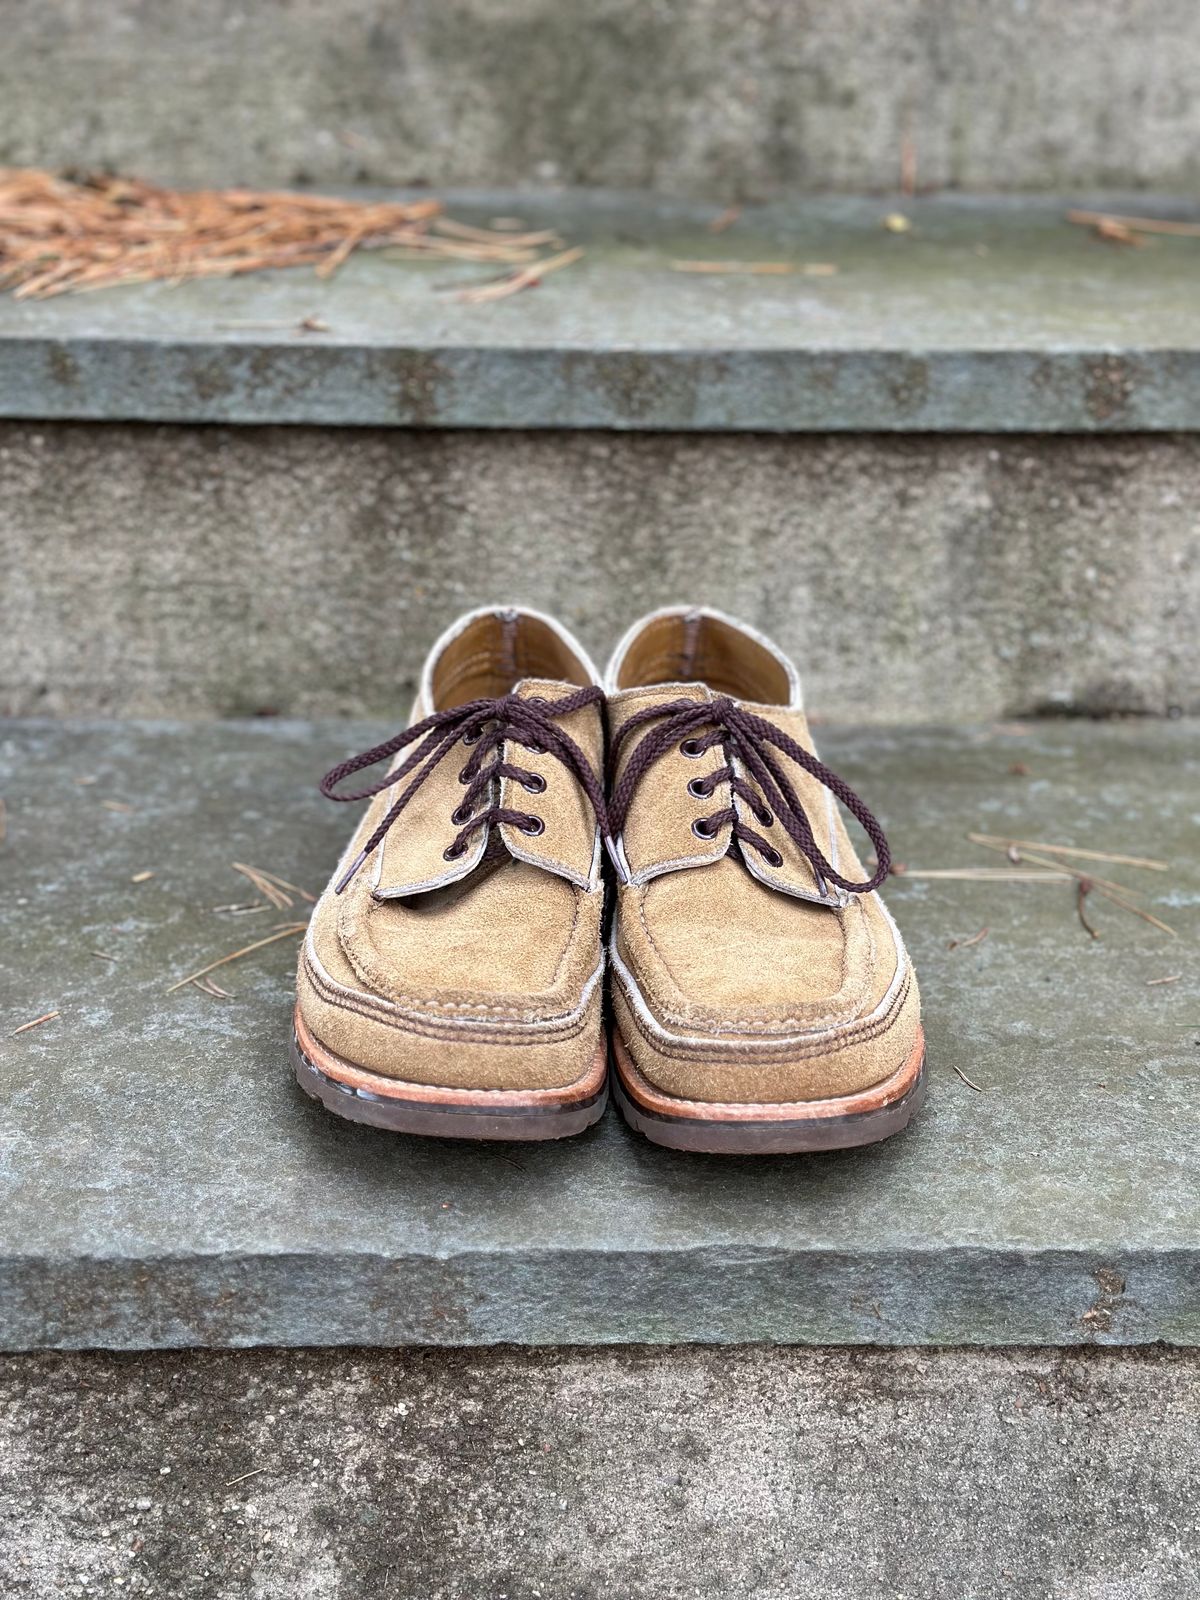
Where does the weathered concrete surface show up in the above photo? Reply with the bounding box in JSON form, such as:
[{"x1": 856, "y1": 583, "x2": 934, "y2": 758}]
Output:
[
  {"x1": 5, "y1": 193, "x2": 1200, "y2": 430},
  {"x1": 5, "y1": 1, "x2": 1200, "y2": 196},
  {"x1": 0, "y1": 1350, "x2": 1196, "y2": 1600},
  {"x1": 2, "y1": 1347, "x2": 1199, "y2": 1598},
  {"x1": 1, "y1": 718, "x2": 1197, "y2": 1350},
  {"x1": 2, "y1": 425, "x2": 1198, "y2": 721}
]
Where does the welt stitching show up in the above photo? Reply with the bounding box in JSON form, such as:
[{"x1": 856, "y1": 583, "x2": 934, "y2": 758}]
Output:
[
  {"x1": 614, "y1": 972, "x2": 911, "y2": 1065},
  {"x1": 316, "y1": 936, "x2": 595, "y2": 1018},
  {"x1": 620, "y1": 953, "x2": 908, "y2": 1056},
  {"x1": 304, "y1": 954, "x2": 594, "y2": 1043}
]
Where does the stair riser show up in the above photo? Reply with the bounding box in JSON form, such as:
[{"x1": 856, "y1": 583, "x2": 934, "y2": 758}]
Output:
[
  {"x1": 5, "y1": 0, "x2": 1200, "y2": 195},
  {"x1": 3, "y1": 423, "x2": 1197, "y2": 720},
  {"x1": 4, "y1": 1348, "x2": 1199, "y2": 1596}
]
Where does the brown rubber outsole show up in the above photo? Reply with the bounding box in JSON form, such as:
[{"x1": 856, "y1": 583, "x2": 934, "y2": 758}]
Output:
[
  {"x1": 611, "y1": 1026, "x2": 926, "y2": 1154},
  {"x1": 291, "y1": 1007, "x2": 608, "y2": 1141}
]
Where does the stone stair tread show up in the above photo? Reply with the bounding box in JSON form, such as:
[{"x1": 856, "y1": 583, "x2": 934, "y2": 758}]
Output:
[
  {"x1": 2, "y1": 191, "x2": 1200, "y2": 430},
  {"x1": 1, "y1": 716, "x2": 1197, "y2": 1349}
]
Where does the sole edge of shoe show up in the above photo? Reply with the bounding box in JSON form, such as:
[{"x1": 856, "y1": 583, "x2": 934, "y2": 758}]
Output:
[
  {"x1": 611, "y1": 1026, "x2": 926, "y2": 1154},
  {"x1": 291, "y1": 1007, "x2": 608, "y2": 1141}
]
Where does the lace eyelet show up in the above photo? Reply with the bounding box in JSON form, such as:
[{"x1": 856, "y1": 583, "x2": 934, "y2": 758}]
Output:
[
  {"x1": 691, "y1": 816, "x2": 719, "y2": 841},
  {"x1": 519, "y1": 815, "x2": 545, "y2": 837},
  {"x1": 687, "y1": 777, "x2": 711, "y2": 800},
  {"x1": 457, "y1": 765, "x2": 472, "y2": 785},
  {"x1": 443, "y1": 843, "x2": 467, "y2": 862},
  {"x1": 521, "y1": 773, "x2": 547, "y2": 794},
  {"x1": 754, "y1": 805, "x2": 774, "y2": 828},
  {"x1": 450, "y1": 804, "x2": 472, "y2": 826},
  {"x1": 522, "y1": 739, "x2": 547, "y2": 756},
  {"x1": 462, "y1": 729, "x2": 482, "y2": 746},
  {"x1": 762, "y1": 846, "x2": 784, "y2": 869},
  {"x1": 680, "y1": 738, "x2": 706, "y2": 759}
]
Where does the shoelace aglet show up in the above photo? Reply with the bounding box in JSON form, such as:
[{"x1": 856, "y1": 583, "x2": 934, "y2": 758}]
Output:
[{"x1": 334, "y1": 848, "x2": 369, "y2": 896}]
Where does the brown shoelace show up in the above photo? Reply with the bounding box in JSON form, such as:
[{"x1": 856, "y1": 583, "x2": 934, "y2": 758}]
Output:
[
  {"x1": 321, "y1": 687, "x2": 608, "y2": 893},
  {"x1": 607, "y1": 695, "x2": 891, "y2": 894}
]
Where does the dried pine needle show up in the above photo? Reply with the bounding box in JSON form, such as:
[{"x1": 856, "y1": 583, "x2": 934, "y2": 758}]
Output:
[
  {"x1": 165, "y1": 923, "x2": 308, "y2": 994},
  {"x1": 1067, "y1": 208, "x2": 1200, "y2": 240},
  {"x1": 192, "y1": 976, "x2": 233, "y2": 998},
  {"x1": 966, "y1": 833, "x2": 1168, "y2": 872},
  {"x1": 897, "y1": 868, "x2": 1072, "y2": 882},
  {"x1": 969, "y1": 838, "x2": 1139, "y2": 899},
  {"x1": 947, "y1": 927, "x2": 990, "y2": 951},
  {"x1": 231, "y1": 862, "x2": 293, "y2": 910},
  {"x1": 949, "y1": 1062, "x2": 984, "y2": 1093},
  {"x1": 10, "y1": 1010, "x2": 59, "y2": 1036},
  {"x1": 708, "y1": 205, "x2": 743, "y2": 234},
  {"x1": 455, "y1": 245, "x2": 584, "y2": 304},
  {"x1": 670, "y1": 259, "x2": 800, "y2": 275},
  {"x1": 0, "y1": 169, "x2": 577, "y2": 299}
]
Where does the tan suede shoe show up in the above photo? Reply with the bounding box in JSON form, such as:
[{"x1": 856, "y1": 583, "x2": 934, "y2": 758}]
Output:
[
  {"x1": 293, "y1": 606, "x2": 608, "y2": 1140},
  {"x1": 605, "y1": 607, "x2": 924, "y2": 1153}
]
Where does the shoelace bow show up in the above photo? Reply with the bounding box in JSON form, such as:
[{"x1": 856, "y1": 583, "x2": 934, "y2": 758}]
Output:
[
  {"x1": 321, "y1": 687, "x2": 608, "y2": 894},
  {"x1": 607, "y1": 695, "x2": 891, "y2": 895}
]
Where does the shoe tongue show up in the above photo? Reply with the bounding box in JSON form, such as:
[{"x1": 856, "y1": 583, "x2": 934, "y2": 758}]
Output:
[
  {"x1": 608, "y1": 685, "x2": 858, "y2": 906},
  {"x1": 608, "y1": 682, "x2": 730, "y2": 882},
  {"x1": 495, "y1": 678, "x2": 604, "y2": 890}
]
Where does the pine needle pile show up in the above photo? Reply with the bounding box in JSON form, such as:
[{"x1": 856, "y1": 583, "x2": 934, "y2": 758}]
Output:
[{"x1": 0, "y1": 168, "x2": 570, "y2": 299}]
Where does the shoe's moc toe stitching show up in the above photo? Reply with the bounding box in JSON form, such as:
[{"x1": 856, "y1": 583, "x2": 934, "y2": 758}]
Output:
[
  {"x1": 293, "y1": 606, "x2": 609, "y2": 1141},
  {"x1": 605, "y1": 605, "x2": 925, "y2": 1154}
]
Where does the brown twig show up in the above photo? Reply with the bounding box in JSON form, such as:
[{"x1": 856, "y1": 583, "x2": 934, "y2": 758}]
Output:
[
  {"x1": 131, "y1": 870, "x2": 155, "y2": 884},
  {"x1": 1146, "y1": 974, "x2": 1182, "y2": 987},
  {"x1": 10, "y1": 1010, "x2": 59, "y2": 1036},
  {"x1": 1076, "y1": 879, "x2": 1100, "y2": 940},
  {"x1": 947, "y1": 927, "x2": 990, "y2": 951},
  {"x1": 165, "y1": 923, "x2": 308, "y2": 994}
]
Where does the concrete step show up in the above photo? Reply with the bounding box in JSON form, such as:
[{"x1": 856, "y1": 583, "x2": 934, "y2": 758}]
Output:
[
  {"x1": 4, "y1": 1345, "x2": 1198, "y2": 1596},
  {"x1": 5, "y1": 192, "x2": 1200, "y2": 431},
  {"x1": 3, "y1": 423, "x2": 1199, "y2": 722},
  {"x1": 5, "y1": 1, "x2": 1199, "y2": 197},
  {"x1": 2, "y1": 715, "x2": 1196, "y2": 1351}
]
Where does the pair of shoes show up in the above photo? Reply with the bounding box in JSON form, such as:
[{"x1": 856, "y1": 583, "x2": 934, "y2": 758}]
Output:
[{"x1": 291, "y1": 605, "x2": 925, "y2": 1154}]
